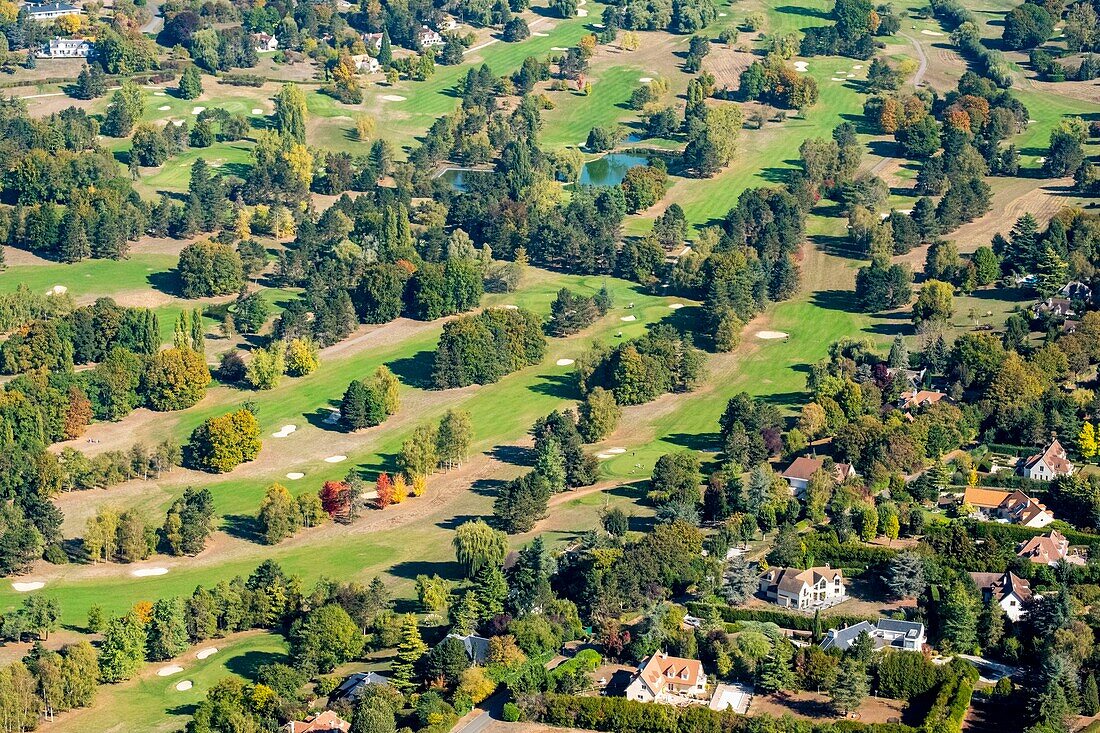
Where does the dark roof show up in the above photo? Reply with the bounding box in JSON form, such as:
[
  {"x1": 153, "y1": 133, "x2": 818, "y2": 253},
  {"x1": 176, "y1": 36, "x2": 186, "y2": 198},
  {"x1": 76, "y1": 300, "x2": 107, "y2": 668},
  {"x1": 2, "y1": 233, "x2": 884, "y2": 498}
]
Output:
[{"x1": 27, "y1": 2, "x2": 78, "y2": 11}]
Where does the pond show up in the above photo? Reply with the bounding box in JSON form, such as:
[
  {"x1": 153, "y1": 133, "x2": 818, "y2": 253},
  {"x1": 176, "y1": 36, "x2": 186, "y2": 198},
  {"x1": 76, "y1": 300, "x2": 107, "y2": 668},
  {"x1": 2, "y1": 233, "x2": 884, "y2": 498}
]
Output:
[
  {"x1": 578, "y1": 152, "x2": 650, "y2": 187},
  {"x1": 437, "y1": 167, "x2": 493, "y2": 192}
]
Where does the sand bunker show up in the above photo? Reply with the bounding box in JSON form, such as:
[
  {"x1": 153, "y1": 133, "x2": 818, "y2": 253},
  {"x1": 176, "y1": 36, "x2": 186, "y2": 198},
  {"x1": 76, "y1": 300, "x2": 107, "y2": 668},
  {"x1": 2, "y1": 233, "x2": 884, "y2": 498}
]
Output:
[
  {"x1": 196, "y1": 647, "x2": 218, "y2": 660},
  {"x1": 719, "y1": 11, "x2": 727, "y2": 15},
  {"x1": 47, "y1": 285, "x2": 68, "y2": 296},
  {"x1": 668, "y1": 303, "x2": 685, "y2": 310},
  {"x1": 757, "y1": 331, "x2": 789, "y2": 340},
  {"x1": 132, "y1": 567, "x2": 168, "y2": 577},
  {"x1": 175, "y1": 680, "x2": 193, "y2": 691},
  {"x1": 831, "y1": 78, "x2": 845, "y2": 82},
  {"x1": 532, "y1": 31, "x2": 549, "y2": 36},
  {"x1": 853, "y1": 64, "x2": 863, "y2": 69},
  {"x1": 920, "y1": 29, "x2": 943, "y2": 36},
  {"x1": 593, "y1": 22, "x2": 604, "y2": 28},
  {"x1": 324, "y1": 410, "x2": 341, "y2": 425},
  {"x1": 158, "y1": 665, "x2": 183, "y2": 676},
  {"x1": 556, "y1": 358, "x2": 575, "y2": 366},
  {"x1": 501, "y1": 304, "x2": 519, "y2": 310},
  {"x1": 154, "y1": 91, "x2": 166, "y2": 96},
  {"x1": 1036, "y1": 156, "x2": 1047, "y2": 164},
  {"x1": 11, "y1": 582, "x2": 44, "y2": 592},
  {"x1": 551, "y1": 46, "x2": 569, "y2": 51},
  {"x1": 172, "y1": 120, "x2": 184, "y2": 126},
  {"x1": 286, "y1": 472, "x2": 305, "y2": 480},
  {"x1": 639, "y1": 76, "x2": 653, "y2": 83},
  {"x1": 620, "y1": 315, "x2": 636, "y2": 322},
  {"x1": 191, "y1": 106, "x2": 205, "y2": 114},
  {"x1": 596, "y1": 453, "x2": 614, "y2": 459},
  {"x1": 607, "y1": 447, "x2": 626, "y2": 454},
  {"x1": 793, "y1": 61, "x2": 809, "y2": 72},
  {"x1": 577, "y1": 8, "x2": 588, "y2": 15},
  {"x1": 381, "y1": 94, "x2": 406, "y2": 101},
  {"x1": 251, "y1": 108, "x2": 263, "y2": 114},
  {"x1": 325, "y1": 455, "x2": 347, "y2": 463},
  {"x1": 272, "y1": 424, "x2": 297, "y2": 438},
  {"x1": 158, "y1": 105, "x2": 170, "y2": 111}
]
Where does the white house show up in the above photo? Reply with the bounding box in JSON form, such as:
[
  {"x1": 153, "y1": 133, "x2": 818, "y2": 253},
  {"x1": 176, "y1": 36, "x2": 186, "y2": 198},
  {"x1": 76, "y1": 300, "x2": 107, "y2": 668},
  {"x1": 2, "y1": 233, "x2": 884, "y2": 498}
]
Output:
[
  {"x1": 439, "y1": 15, "x2": 458, "y2": 31},
  {"x1": 352, "y1": 54, "x2": 381, "y2": 73},
  {"x1": 758, "y1": 566, "x2": 845, "y2": 610},
  {"x1": 362, "y1": 32, "x2": 383, "y2": 51},
  {"x1": 1021, "y1": 438, "x2": 1074, "y2": 481},
  {"x1": 253, "y1": 32, "x2": 278, "y2": 53},
  {"x1": 418, "y1": 25, "x2": 443, "y2": 47},
  {"x1": 819, "y1": 619, "x2": 926, "y2": 653},
  {"x1": 970, "y1": 571, "x2": 1033, "y2": 622},
  {"x1": 39, "y1": 37, "x2": 91, "y2": 57},
  {"x1": 962, "y1": 487, "x2": 1055, "y2": 529},
  {"x1": 1017, "y1": 530, "x2": 1085, "y2": 567},
  {"x1": 780, "y1": 457, "x2": 855, "y2": 497},
  {"x1": 624, "y1": 652, "x2": 707, "y2": 704},
  {"x1": 24, "y1": 2, "x2": 80, "y2": 20}
]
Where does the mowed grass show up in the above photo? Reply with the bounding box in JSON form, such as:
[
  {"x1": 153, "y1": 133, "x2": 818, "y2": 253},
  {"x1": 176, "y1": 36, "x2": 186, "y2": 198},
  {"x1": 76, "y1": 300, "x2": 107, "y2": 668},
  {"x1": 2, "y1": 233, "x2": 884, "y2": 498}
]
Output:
[
  {"x1": 540, "y1": 65, "x2": 647, "y2": 148},
  {"x1": 50, "y1": 631, "x2": 289, "y2": 733},
  {"x1": 1009, "y1": 88, "x2": 1100, "y2": 167},
  {"x1": 0, "y1": 254, "x2": 178, "y2": 300}
]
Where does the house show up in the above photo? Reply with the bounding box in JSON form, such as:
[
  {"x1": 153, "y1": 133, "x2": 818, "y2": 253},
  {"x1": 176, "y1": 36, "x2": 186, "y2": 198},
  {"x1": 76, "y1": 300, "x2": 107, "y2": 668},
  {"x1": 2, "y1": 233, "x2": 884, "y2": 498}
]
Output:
[
  {"x1": 39, "y1": 37, "x2": 91, "y2": 57},
  {"x1": 418, "y1": 25, "x2": 443, "y2": 47},
  {"x1": 1017, "y1": 530, "x2": 1084, "y2": 566},
  {"x1": 1037, "y1": 297, "x2": 1075, "y2": 318},
  {"x1": 962, "y1": 487, "x2": 1055, "y2": 529},
  {"x1": 1061, "y1": 281, "x2": 1093, "y2": 303},
  {"x1": 440, "y1": 15, "x2": 458, "y2": 31},
  {"x1": 899, "y1": 390, "x2": 946, "y2": 411},
  {"x1": 285, "y1": 711, "x2": 351, "y2": 733},
  {"x1": 362, "y1": 32, "x2": 383, "y2": 51},
  {"x1": 624, "y1": 652, "x2": 708, "y2": 704},
  {"x1": 970, "y1": 571, "x2": 1033, "y2": 622},
  {"x1": 447, "y1": 633, "x2": 490, "y2": 664},
  {"x1": 758, "y1": 566, "x2": 845, "y2": 610},
  {"x1": 1021, "y1": 438, "x2": 1074, "y2": 481},
  {"x1": 253, "y1": 32, "x2": 278, "y2": 52},
  {"x1": 780, "y1": 457, "x2": 855, "y2": 497},
  {"x1": 352, "y1": 54, "x2": 381, "y2": 73},
  {"x1": 24, "y1": 2, "x2": 80, "y2": 20},
  {"x1": 819, "y1": 618, "x2": 927, "y2": 653},
  {"x1": 332, "y1": 672, "x2": 390, "y2": 702}
]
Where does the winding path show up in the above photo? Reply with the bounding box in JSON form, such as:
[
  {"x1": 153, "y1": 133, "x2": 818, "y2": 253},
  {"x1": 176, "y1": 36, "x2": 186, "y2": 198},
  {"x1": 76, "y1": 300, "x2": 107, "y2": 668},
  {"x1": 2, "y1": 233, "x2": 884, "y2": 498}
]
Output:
[{"x1": 868, "y1": 32, "x2": 931, "y2": 176}]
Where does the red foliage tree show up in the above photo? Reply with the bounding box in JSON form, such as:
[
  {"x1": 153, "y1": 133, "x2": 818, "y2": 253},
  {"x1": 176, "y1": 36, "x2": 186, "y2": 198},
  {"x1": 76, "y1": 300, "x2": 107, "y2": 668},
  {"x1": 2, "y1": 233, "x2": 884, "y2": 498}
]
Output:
[
  {"x1": 376, "y1": 472, "x2": 393, "y2": 509},
  {"x1": 319, "y1": 480, "x2": 351, "y2": 516}
]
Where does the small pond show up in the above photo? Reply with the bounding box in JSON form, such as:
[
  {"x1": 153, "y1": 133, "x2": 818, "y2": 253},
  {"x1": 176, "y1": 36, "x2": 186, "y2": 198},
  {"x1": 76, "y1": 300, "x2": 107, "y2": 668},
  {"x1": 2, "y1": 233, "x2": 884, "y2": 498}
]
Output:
[
  {"x1": 437, "y1": 167, "x2": 493, "y2": 192},
  {"x1": 578, "y1": 152, "x2": 650, "y2": 187}
]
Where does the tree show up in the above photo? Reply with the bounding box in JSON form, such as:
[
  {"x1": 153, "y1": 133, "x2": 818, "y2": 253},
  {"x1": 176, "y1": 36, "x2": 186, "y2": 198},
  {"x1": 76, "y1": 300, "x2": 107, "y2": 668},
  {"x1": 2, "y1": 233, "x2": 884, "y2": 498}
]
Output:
[
  {"x1": 290, "y1": 604, "x2": 364, "y2": 674},
  {"x1": 912, "y1": 280, "x2": 953, "y2": 326},
  {"x1": 274, "y1": 83, "x2": 308, "y2": 143},
  {"x1": 21, "y1": 594, "x2": 60, "y2": 640},
  {"x1": 829, "y1": 656, "x2": 869, "y2": 714},
  {"x1": 258, "y1": 483, "x2": 302, "y2": 544},
  {"x1": 144, "y1": 347, "x2": 210, "y2": 411},
  {"x1": 178, "y1": 66, "x2": 203, "y2": 99},
  {"x1": 426, "y1": 636, "x2": 470, "y2": 687},
  {"x1": 400, "y1": 423, "x2": 439, "y2": 478},
  {"x1": 177, "y1": 240, "x2": 243, "y2": 298},
  {"x1": 977, "y1": 597, "x2": 1005, "y2": 654},
  {"x1": 436, "y1": 409, "x2": 473, "y2": 469},
  {"x1": 577, "y1": 387, "x2": 620, "y2": 442},
  {"x1": 723, "y1": 554, "x2": 758, "y2": 605},
  {"x1": 245, "y1": 343, "x2": 285, "y2": 390},
  {"x1": 1083, "y1": 673, "x2": 1099, "y2": 717},
  {"x1": 494, "y1": 471, "x2": 551, "y2": 533},
  {"x1": 162, "y1": 488, "x2": 215, "y2": 555},
  {"x1": 939, "y1": 580, "x2": 978, "y2": 652},
  {"x1": 1036, "y1": 245, "x2": 1068, "y2": 297},
  {"x1": 187, "y1": 408, "x2": 261, "y2": 473},
  {"x1": 146, "y1": 597, "x2": 188, "y2": 661},
  {"x1": 1003, "y1": 2, "x2": 1053, "y2": 49},
  {"x1": 285, "y1": 337, "x2": 319, "y2": 376},
  {"x1": 391, "y1": 614, "x2": 428, "y2": 691},
  {"x1": 453, "y1": 520, "x2": 508, "y2": 578},
  {"x1": 1080, "y1": 422, "x2": 1098, "y2": 462},
  {"x1": 98, "y1": 612, "x2": 147, "y2": 682}
]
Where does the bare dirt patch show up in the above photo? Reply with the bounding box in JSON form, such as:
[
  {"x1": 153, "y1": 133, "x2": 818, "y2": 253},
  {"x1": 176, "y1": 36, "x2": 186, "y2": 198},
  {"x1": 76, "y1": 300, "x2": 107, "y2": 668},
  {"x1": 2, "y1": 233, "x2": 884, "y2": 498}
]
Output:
[
  {"x1": 749, "y1": 691, "x2": 905, "y2": 725},
  {"x1": 704, "y1": 43, "x2": 759, "y2": 91}
]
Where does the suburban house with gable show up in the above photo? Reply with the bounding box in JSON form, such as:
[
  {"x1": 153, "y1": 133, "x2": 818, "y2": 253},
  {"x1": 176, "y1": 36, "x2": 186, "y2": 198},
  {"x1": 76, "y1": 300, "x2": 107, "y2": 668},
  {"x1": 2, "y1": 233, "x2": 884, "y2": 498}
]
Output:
[
  {"x1": 898, "y1": 389, "x2": 947, "y2": 411},
  {"x1": 1017, "y1": 530, "x2": 1084, "y2": 566},
  {"x1": 970, "y1": 571, "x2": 1033, "y2": 622},
  {"x1": 253, "y1": 32, "x2": 279, "y2": 52},
  {"x1": 285, "y1": 710, "x2": 351, "y2": 733},
  {"x1": 819, "y1": 618, "x2": 927, "y2": 653},
  {"x1": 624, "y1": 652, "x2": 708, "y2": 704},
  {"x1": 1020, "y1": 438, "x2": 1074, "y2": 481},
  {"x1": 780, "y1": 457, "x2": 855, "y2": 497},
  {"x1": 758, "y1": 566, "x2": 845, "y2": 610},
  {"x1": 39, "y1": 38, "x2": 92, "y2": 58},
  {"x1": 418, "y1": 25, "x2": 443, "y2": 47},
  {"x1": 362, "y1": 32, "x2": 383, "y2": 51},
  {"x1": 446, "y1": 633, "x2": 490, "y2": 664},
  {"x1": 962, "y1": 487, "x2": 1055, "y2": 529},
  {"x1": 24, "y1": 2, "x2": 80, "y2": 20}
]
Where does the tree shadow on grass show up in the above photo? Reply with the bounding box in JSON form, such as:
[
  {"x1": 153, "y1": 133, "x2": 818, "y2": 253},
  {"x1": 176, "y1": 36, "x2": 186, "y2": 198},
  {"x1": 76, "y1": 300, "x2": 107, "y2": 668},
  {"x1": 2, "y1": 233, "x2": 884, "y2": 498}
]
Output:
[
  {"x1": 223, "y1": 162, "x2": 251, "y2": 179},
  {"x1": 388, "y1": 559, "x2": 462, "y2": 582},
  {"x1": 436, "y1": 513, "x2": 486, "y2": 531},
  {"x1": 222, "y1": 514, "x2": 264, "y2": 544},
  {"x1": 387, "y1": 350, "x2": 437, "y2": 390},
  {"x1": 664, "y1": 431, "x2": 722, "y2": 453},
  {"x1": 775, "y1": 4, "x2": 830, "y2": 18},
  {"x1": 490, "y1": 444, "x2": 535, "y2": 468},
  {"x1": 304, "y1": 406, "x2": 344, "y2": 432},
  {"x1": 347, "y1": 452, "x2": 402, "y2": 483},
  {"x1": 810, "y1": 234, "x2": 865, "y2": 260},
  {"x1": 166, "y1": 704, "x2": 200, "y2": 719},
  {"x1": 756, "y1": 390, "x2": 808, "y2": 411},
  {"x1": 471, "y1": 476, "x2": 509, "y2": 498},
  {"x1": 528, "y1": 372, "x2": 580, "y2": 399},
  {"x1": 225, "y1": 649, "x2": 288, "y2": 678},
  {"x1": 811, "y1": 288, "x2": 862, "y2": 314},
  {"x1": 148, "y1": 269, "x2": 183, "y2": 297}
]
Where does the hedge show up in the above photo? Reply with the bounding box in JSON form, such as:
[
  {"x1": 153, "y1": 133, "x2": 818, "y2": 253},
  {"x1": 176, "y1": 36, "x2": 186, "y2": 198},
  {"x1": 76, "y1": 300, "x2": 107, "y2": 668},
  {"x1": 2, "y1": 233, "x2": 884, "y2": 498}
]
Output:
[
  {"x1": 685, "y1": 602, "x2": 877, "y2": 632},
  {"x1": 962, "y1": 519, "x2": 1100, "y2": 552},
  {"x1": 524, "y1": 693, "x2": 918, "y2": 733},
  {"x1": 919, "y1": 676, "x2": 974, "y2": 733},
  {"x1": 801, "y1": 537, "x2": 900, "y2": 566}
]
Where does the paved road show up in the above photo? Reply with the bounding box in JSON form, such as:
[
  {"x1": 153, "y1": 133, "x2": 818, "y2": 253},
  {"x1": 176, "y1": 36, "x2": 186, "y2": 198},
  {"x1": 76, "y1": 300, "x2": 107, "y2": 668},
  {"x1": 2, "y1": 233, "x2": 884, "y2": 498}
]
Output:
[
  {"x1": 141, "y1": 0, "x2": 164, "y2": 35},
  {"x1": 869, "y1": 32, "x2": 930, "y2": 176},
  {"x1": 451, "y1": 692, "x2": 507, "y2": 733}
]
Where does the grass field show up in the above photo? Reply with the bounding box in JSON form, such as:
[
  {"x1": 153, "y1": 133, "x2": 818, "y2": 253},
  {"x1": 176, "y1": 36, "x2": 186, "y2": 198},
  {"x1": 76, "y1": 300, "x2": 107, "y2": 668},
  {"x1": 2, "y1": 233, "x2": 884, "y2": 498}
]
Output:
[{"x1": 0, "y1": 255, "x2": 178, "y2": 301}]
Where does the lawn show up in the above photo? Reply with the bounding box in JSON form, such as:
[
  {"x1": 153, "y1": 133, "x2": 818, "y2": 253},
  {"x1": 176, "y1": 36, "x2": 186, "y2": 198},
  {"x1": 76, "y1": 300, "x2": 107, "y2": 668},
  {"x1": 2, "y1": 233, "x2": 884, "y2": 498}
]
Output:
[
  {"x1": 0, "y1": 254, "x2": 178, "y2": 301},
  {"x1": 50, "y1": 631, "x2": 289, "y2": 733}
]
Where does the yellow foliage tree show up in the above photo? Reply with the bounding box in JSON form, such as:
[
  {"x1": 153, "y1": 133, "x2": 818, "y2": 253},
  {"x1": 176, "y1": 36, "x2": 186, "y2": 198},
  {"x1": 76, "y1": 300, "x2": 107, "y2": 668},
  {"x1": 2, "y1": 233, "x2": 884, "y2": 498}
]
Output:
[
  {"x1": 411, "y1": 474, "x2": 426, "y2": 497},
  {"x1": 355, "y1": 114, "x2": 376, "y2": 142},
  {"x1": 392, "y1": 474, "x2": 408, "y2": 503}
]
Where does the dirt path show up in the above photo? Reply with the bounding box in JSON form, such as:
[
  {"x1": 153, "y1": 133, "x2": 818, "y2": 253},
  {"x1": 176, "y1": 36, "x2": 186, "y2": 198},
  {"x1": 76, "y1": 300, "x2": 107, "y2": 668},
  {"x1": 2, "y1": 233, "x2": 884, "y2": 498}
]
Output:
[{"x1": 869, "y1": 33, "x2": 927, "y2": 178}]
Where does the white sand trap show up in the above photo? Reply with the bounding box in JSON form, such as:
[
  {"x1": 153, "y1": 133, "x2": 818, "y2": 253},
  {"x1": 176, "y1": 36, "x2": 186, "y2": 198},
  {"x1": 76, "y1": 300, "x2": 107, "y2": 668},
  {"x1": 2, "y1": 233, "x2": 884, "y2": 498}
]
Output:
[
  {"x1": 132, "y1": 567, "x2": 168, "y2": 577},
  {"x1": 1037, "y1": 156, "x2": 1047, "y2": 164},
  {"x1": 286, "y1": 472, "x2": 305, "y2": 480},
  {"x1": 158, "y1": 665, "x2": 183, "y2": 676},
  {"x1": 756, "y1": 330, "x2": 789, "y2": 340},
  {"x1": 577, "y1": 8, "x2": 588, "y2": 15},
  {"x1": 175, "y1": 680, "x2": 193, "y2": 691},
  {"x1": 532, "y1": 31, "x2": 549, "y2": 36},
  {"x1": 1028, "y1": 119, "x2": 1037, "y2": 124},
  {"x1": 501, "y1": 304, "x2": 519, "y2": 310},
  {"x1": 639, "y1": 76, "x2": 654, "y2": 82},
  {"x1": 551, "y1": 46, "x2": 569, "y2": 51},
  {"x1": 381, "y1": 94, "x2": 406, "y2": 101},
  {"x1": 251, "y1": 108, "x2": 263, "y2": 114},
  {"x1": 191, "y1": 106, "x2": 205, "y2": 115},
  {"x1": 596, "y1": 453, "x2": 614, "y2": 459},
  {"x1": 846, "y1": 73, "x2": 855, "y2": 78},
  {"x1": 47, "y1": 285, "x2": 68, "y2": 296},
  {"x1": 11, "y1": 582, "x2": 44, "y2": 592},
  {"x1": 324, "y1": 410, "x2": 341, "y2": 425},
  {"x1": 607, "y1": 447, "x2": 626, "y2": 454},
  {"x1": 719, "y1": 11, "x2": 727, "y2": 15},
  {"x1": 158, "y1": 105, "x2": 171, "y2": 111},
  {"x1": 793, "y1": 61, "x2": 809, "y2": 72},
  {"x1": 831, "y1": 78, "x2": 845, "y2": 82},
  {"x1": 154, "y1": 91, "x2": 166, "y2": 96},
  {"x1": 920, "y1": 29, "x2": 943, "y2": 36},
  {"x1": 325, "y1": 455, "x2": 347, "y2": 463},
  {"x1": 668, "y1": 303, "x2": 685, "y2": 309},
  {"x1": 172, "y1": 119, "x2": 184, "y2": 127},
  {"x1": 272, "y1": 424, "x2": 298, "y2": 438},
  {"x1": 556, "y1": 358, "x2": 575, "y2": 366},
  {"x1": 196, "y1": 647, "x2": 218, "y2": 660},
  {"x1": 593, "y1": 22, "x2": 605, "y2": 28},
  {"x1": 853, "y1": 64, "x2": 863, "y2": 69},
  {"x1": 620, "y1": 315, "x2": 636, "y2": 322}
]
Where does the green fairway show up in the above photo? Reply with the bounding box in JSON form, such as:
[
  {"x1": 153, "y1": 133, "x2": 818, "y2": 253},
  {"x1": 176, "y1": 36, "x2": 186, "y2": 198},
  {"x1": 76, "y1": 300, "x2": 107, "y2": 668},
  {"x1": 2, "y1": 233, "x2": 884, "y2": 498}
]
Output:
[
  {"x1": 0, "y1": 254, "x2": 178, "y2": 301},
  {"x1": 51, "y1": 631, "x2": 288, "y2": 733}
]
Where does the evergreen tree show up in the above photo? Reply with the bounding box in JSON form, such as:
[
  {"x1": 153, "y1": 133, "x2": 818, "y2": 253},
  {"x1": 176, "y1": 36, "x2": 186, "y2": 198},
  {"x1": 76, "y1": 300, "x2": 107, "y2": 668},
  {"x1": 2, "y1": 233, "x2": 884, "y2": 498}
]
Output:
[
  {"x1": 977, "y1": 597, "x2": 1005, "y2": 654},
  {"x1": 1035, "y1": 244, "x2": 1069, "y2": 297},
  {"x1": 887, "y1": 334, "x2": 909, "y2": 368},
  {"x1": 190, "y1": 307, "x2": 204, "y2": 352},
  {"x1": 178, "y1": 66, "x2": 203, "y2": 99},
  {"x1": 533, "y1": 434, "x2": 566, "y2": 493},
  {"x1": 1083, "y1": 672, "x2": 1099, "y2": 717},
  {"x1": 391, "y1": 614, "x2": 427, "y2": 692},
  {"x1": 939, "y1": 580, "x2": 978, "y2": 652},
  {"x1": 757, "y1": 638, "x2": 795, "y2": 693},
  {"x1": 829, "y1": 656, "x2": 869, "y2": 714},
  {"x1": 378, "y1": 30, "x2": 393, "y2": 66}
]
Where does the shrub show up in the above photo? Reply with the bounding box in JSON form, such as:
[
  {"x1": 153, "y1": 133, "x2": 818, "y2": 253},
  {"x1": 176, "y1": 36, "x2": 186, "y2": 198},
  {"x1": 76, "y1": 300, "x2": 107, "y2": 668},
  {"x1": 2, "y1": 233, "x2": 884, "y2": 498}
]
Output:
[{"x1": 502, "y1": 703, "x2": 521, "y2": 722}]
